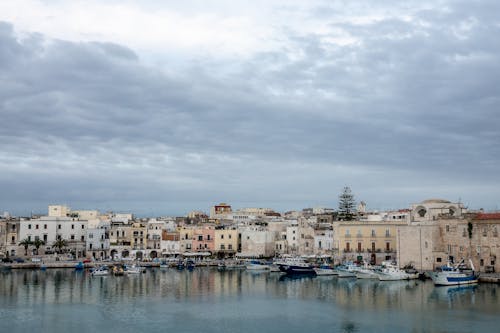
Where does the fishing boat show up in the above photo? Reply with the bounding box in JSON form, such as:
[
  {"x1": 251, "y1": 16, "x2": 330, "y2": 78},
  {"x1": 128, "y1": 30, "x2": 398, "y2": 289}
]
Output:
[
  {"x1": 276, "y1": 257, "x2": 316, "y2": 275},
  {"x1": 75, "y1": 261, "x2": 84, "y2": 270},
  {"x1": 429, "y1": 259, "x2": 479, "y2": 286}
]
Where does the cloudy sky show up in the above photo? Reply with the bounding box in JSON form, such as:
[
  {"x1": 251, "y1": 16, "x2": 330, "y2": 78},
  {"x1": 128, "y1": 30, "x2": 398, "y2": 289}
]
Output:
[{"x1": 1, "y1": 0, "x2": 499, "y2": 216}]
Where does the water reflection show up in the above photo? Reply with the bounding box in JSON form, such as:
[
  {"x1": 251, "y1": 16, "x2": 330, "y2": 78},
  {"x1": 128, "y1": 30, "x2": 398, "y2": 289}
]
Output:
[{"x1": 0, "y1": 268, "x2": 499, "y2": 333}]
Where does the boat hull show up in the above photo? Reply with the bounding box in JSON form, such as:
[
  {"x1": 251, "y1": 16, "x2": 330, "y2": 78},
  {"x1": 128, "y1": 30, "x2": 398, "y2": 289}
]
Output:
[{"x1": 429, "y1": 272, "x2": 479, "y2": 286}]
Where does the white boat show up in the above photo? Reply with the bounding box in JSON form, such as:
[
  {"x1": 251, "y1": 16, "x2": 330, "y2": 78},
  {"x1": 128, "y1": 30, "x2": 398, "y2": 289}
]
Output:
[
  {"x1": 314, "y1": 265, "x2": 337, "y2": 276},
  {"x1": 375, "y1": 261, "x2": 410, "y2": 281},
  {"x1": 245, "y1": 260, "x2": 270, "y2": 271},
  {"x1": 355, "y1": 265, "x2": 379, "y2": 279},
  {"x1": 124, "y1": 264, "x2": 146, "y2": 274},
  {"x1": 429, "y1": 259, "x2": 479, "y2": 286},
  {"x1": 335, "y1": 263, "x2": 359, "y2": 278},
  {"x1": 91, "y1": 266, "x2": 109, "y2": 276}
]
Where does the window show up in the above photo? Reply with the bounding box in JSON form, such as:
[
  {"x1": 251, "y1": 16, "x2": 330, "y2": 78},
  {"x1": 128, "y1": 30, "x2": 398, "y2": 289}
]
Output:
[
  {"x1": 71, "y1": 224, "x2": 74, "y2": 229},
  {"x1": 89, "y1": 244, "x2": 93, "y2": 250},
  {"x1": 293, "y1": 230, "x2": 295, "y2": 234},
  {"x1": 28, "y1": 236, "x2": 31, "y2": 241},
  {"x1": 58, "y1": 225, "x2": 61, "y2": 230},
  {"x1": 207, "y1": 235, "x2": 211, "y2": 240},
  {"x1": 385, "y1": 229, "x2": 390, "y2": 237},
  {"x1": 228, "y1": 244, "x2": 232, "y2": 250},
  {"x1": 220, "y1": 244, "x2": 225, "y2": 250},
  {"x1": 446, "y1": 225, "x2": 449, "y2": 232},
  {"x1": 305, "y1": 242, "x2": 309, "y2": 248},
  {"x1": 345, "y1": 229, "x2": 350, "y2": 236},
  {"x1": 301, "y1": 234, "x2": 304, "y2": 239},
  {"x1": 357, "y1": 242, "x2": 362, "y2": 252},
  {"x1": 371, "y1": 230, "x2": 376, "y2": 237},
  {"x1": 386, "y1": 242, "x2": 390, "y2": 251},
  {"x1": 89, "y1": 234, "x2": 93, "y2": 239},
  {"x1": 318, "y1": 241, "x2": 322, "y2": 249},
  {"x1": 82, "y1": 225, "x2": 85, "y2": 229},
  {"x1": 221, "y1": 234, "x2": 224, "y2": 239},
  {"x1": 483, "y1": 228, "x2": 487, "y2": 237},
  {"x1": 198, "y1": 235, "x2": 203, "y2": 241},
  {"x1": 71, "y1": 235, "x2": 75, "y2": 240},
  {"x1": 345, "y1": 242, "x2": 350, "y2": 252},
  {"x1": 371, "y1": 242, "x2": 375, "y2": 252},
  {"x1": 228, "y1": 234, "x2": 231, "y2": 239},
  {"x1": 425, "y1": 241, "x2": 428, "y2": 249},
  {"x1": 35, "y1": 224, "x2": 39, "y2": 229},
  {"x1": 43, "y1": 234, "x2": 47, "y2": 242},
  {"x1": 44, "y1": 224, "x2": 47, "y2": 229},
  {"x1": 462, "y1": 228, "x2": 466, "y2": 237},
  {"x1": 28, "y1": 224, "x2": 32, "y2": 229},
  {"x1": 436, "y1": 257, "x2": 442, "y2": 263},
  {"x1": 11, "y1": 236, "x2": 15, "y2": 243},
  {"x1": 418, "y1": 208, "x2": 426, "y2": 217}
]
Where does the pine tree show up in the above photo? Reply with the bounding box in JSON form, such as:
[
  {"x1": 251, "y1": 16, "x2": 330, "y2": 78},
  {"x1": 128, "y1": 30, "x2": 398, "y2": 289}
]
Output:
[{"x1": 338, "y1": 186, "x2": 356, "y2": 221}]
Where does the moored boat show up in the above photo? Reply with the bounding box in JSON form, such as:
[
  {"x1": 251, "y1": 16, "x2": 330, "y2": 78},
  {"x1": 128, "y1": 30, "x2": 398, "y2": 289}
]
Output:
[
  {"x1": 246, "y1": 260, "x2": 270, "y2": 271},
  {"x1": 375, "y1": 261, "x2": 410, "y2": 281},
  {"x1": 335, "y1": 263, "x2": 358, "y2": 278},
  {"x1": 314, "y1": 265, "x2": 337, "y2": 276},
  {"x1": 276, "y1": 257, "x2": 316, "y2": 275},
  {"x1": 429, "y1": 259, "x2": 479, "y2": 286},
  {"x1": 91, "y1": 265, "x2": 109, "y2": 276}
]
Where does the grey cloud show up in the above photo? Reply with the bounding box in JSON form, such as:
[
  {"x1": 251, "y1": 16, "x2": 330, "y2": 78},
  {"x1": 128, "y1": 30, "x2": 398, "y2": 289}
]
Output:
[{"x1": 1, "y1": 0, "x2": 500, "y2": 216}]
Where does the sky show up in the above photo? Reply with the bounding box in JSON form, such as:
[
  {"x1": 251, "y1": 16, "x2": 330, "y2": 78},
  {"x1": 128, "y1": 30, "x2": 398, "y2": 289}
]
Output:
[{"x1": 1, "y1": 0, "x2": 499, "y2": 216}]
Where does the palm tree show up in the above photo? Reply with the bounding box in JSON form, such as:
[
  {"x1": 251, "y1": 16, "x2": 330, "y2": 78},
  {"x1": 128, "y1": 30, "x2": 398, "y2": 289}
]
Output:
[
  {"x1": 19, "y1": 238, "x2": 32, "y2": 256},
  {"x1": 52, "y1": 239, "x2": 68, "y2": 254},
  {"x1": 32, "y1": 239, "x2": 46, "y2": 255}
]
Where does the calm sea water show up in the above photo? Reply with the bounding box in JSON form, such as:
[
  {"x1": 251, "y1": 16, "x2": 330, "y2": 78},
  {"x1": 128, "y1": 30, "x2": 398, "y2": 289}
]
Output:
[{"x1": 0, "y1": 268, "x2": 499, "y2": 333}]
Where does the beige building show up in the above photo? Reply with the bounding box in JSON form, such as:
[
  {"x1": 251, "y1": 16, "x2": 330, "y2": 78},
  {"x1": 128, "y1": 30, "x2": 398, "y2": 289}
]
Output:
[
  {"x1": 179, "y1": 226, "x2": 194, "y2": 253},
  {"x1": 214, "y1": 228, "x2": 238, "y2": 258},
  {"x1": 335, "y1": 219, "x2": 405, "y2": 265}
]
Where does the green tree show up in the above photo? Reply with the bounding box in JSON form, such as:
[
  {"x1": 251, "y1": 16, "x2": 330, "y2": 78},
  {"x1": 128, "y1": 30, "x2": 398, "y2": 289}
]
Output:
[
  {"x1": 32, "y1": 239, "x2": 46, "y2": 255},
  {"x1": 338, "y1": 186, "x2": 356, "y2": 221},
  {"x1": 52, "y1": 239, "x2": 68, "y2": 254},
  {"x1": 19, "y1": 238, "x2": 32, "y2": 256}
]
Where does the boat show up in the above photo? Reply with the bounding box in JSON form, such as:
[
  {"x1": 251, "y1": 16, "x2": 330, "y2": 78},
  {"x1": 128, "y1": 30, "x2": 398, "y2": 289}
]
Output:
[
  {"x1": 246, "y1": 260, "x2": 270, "y2": 271},
  {"x1": 355, "y1": 265, "x2": 379, "y2": 279},
  {"x1": 124, "y1": 264, "x2": 145, "y2": 274},
  {"x1": 75, "y1": 261, "x2": 84, "y2": 270},
  {"x1": 429, "y1": 259, "x2": 479, "y2": 286},
  {"x1": 276, "y1": 257, "x2": 316, "y2": 275},
  {"x1": 375, "y1": 261, "x2": 410, "y2": 281},
  {"x1": 91, "y1": 266, "x2": 109, "y2": 276},
  {"x1": 335, "y1": 262, "x2": 359, "y2": 278},
  {"x1": 314, "y1": 264, "x2": 337, "y2": 276}
]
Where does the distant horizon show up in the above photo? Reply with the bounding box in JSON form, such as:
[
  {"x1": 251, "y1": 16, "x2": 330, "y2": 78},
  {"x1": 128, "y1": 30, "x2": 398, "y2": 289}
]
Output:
[{"x1": 3, "y1": 197, "x2": 498, "y2": 218}]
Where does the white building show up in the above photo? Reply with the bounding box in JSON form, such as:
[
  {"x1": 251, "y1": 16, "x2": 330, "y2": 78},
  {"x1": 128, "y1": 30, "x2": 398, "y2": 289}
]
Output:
[
  {"x1": 19, "y1": 216, "x2": 88, "y2": 257},
  {"x1": 86, "y1": 219, "x2": 110, "y2": 260}
]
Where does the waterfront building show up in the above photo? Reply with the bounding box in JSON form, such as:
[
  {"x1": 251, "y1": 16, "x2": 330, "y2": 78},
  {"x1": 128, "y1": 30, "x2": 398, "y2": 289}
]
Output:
[
  {"x1": 214, "y1": 227, "x2": 238, "y2": 258},
  {"x1": 130, "y1": 222, "x2": 148, "y2": 259},
  {"x1": 5, "y1": 219, "x2": 19, "y2": 257},
  {"x1": 86, "y1": 219, "x2": 110, "y2": 260},
  {"x1": 239, "y1": 226, "x2": 275, "y2": 258},
  {"x1": 19, "y1": 215, "x2": 88, "y2": 258},
  {"x1": 313, "y1": 225, "x2": 334, "y2": 256},
  {"x1": 297, "y1": 218, "x2": 315, "y2": 256},
  {"x1": 146, "y1": 219, "x2": 165, "y2": 253},
  {"x1": 179, "y1": 226, "x2": 194, "y2": 254},
  {"x1": 161, "y1": 230, "x2": 180, "y2": 257},
  {"x1": 192, "y1": 225, "x2": 215, "y2": 254},
  {"x1": 335, "y1": 218, "x2": 405, "y2": 265},
  {"x1": 398, "y1": 199, "x2": 468, "y2": 271},
  {"x1": 285, "y1": 221, "x2": 299, "y2": 255},
  {"x1": 109, "y1": 220, "x2": 132, "y2": 259}
]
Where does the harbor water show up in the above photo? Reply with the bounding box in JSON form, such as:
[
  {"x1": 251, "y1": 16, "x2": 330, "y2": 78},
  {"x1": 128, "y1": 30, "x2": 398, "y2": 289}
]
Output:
[{"x1": 0, "y1": 268, "x2": 499, "y2": 333}]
